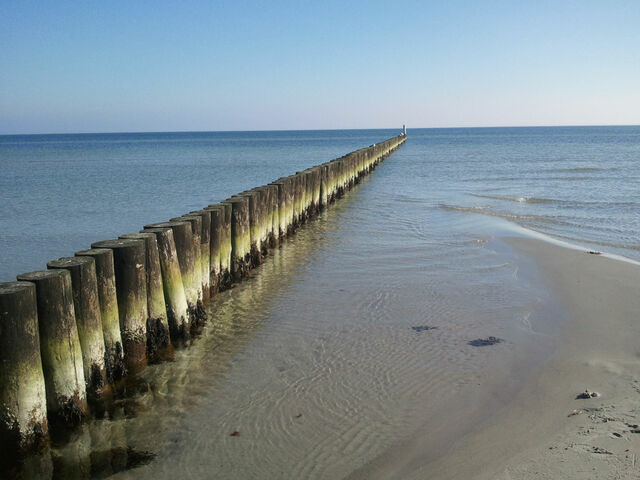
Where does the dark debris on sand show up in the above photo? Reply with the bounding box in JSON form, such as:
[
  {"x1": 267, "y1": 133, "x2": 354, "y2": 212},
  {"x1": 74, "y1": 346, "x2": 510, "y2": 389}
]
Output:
[
  {"x1": 576, "y1": 389, "x2": 600, "y2": 399},
  {"x1": 411, "y1": 325, "x2": 438, "y2": 333},
  {"x1": 468, "y1": 336, "x2": 504, "y2": 347}
]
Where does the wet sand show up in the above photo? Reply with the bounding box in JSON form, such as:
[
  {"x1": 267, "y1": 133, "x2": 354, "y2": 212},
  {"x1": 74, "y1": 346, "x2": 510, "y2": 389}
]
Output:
[{"x1": 351, "y1": 237, "x2": 640, "y2": 479}]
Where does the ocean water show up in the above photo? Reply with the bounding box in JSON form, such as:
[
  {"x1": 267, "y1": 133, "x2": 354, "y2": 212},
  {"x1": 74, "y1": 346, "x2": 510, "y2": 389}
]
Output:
[{"x1": 1, "y1": 127, "x2": 639, "y2": 478}]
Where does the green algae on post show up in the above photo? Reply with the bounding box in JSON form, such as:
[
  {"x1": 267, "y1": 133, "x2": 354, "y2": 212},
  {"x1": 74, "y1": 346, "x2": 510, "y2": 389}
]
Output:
[
  {"x1": 0, "y1": 281, "x2": 49, "y2": 459},
  {"x1": 204, "y1": 205, "x2": 223, "y2": 295},
  {"x1": 75, "y1": 248, "x2": 126, "y2": 384},
  {"x1": 169, "y1": 216, "x2": 208, "y2": 329},
  {"x1": 188, "y1": 209, "x2": 212, "y2": 302},
  {"x1": 142, "y1": 227, "x2": 191, "y2": 343},
  {"x1": 223, "y1": 197, "x2": 251, "y2": 280},
  {"x1": 207, "y1": 203, "x2": 233, "y2": 290},
  {"x1": 238, "y1": 190, "x2": 263, "y2": 267},
  {"x1": 219, "y1": 203, "x2": 233, "y2": 288},
  {"x1": 269, "y1": 180, "x2": 287, "y2": 239},
  {"x1": 15, "y1": 269, "x2": 89, "y2": 432},
  {"x1": 47, "y1": 256, "x2": 107, "y2": 400},
  {"x1": 91, "y1": 238, "x2": 149, "y2": 373},
  {"x1": 174, "y1": 214, "x2": 209, "y2": 307},
  {"x1": 145, "y1": 221, "x2": 206, "y2": 331},
  {"x1": 119, "y1": 233, "x2": 172, "y2": 360}
]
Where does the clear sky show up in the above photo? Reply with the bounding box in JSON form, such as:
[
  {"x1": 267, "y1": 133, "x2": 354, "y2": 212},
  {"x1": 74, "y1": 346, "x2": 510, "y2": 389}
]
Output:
[{"x1": 1, "y1": 0, "x2": 639, "y2": 134}]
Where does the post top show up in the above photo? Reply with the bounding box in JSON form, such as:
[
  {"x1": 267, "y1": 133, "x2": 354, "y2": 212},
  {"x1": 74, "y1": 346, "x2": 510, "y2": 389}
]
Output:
[
  {"x1": 17, "y1": 269, "x2": 70, "y2": 282},
  {"x1": 143, "y1": 221, "x2": 189, "y2": 229},
  {"x1": 120, "y1": 232, "x2": 156, "y2": 240},
  {"x1": 91, "y1": 238, "x2": 144, "y2": 250},
  {"x1": 170, "y1": 216, "x2": 201, "y2": 226},
  {"x1": 222, "y1": 197, "x2": 247, "y2": 204},
  {"x1": 75, "y1": 248, "x2": 112, "y2": 258},
  {"x1": 0, "y1": 281, "x2": 36, "y2": 295},
  {"x1": 47, "y1": 256, "x2": 94, "y2": 269},
  {"x1": 142, "y1": 227, "x2": 173, "y2": 236}
]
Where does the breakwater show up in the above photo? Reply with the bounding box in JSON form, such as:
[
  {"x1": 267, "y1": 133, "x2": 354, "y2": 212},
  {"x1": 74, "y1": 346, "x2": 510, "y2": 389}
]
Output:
[{"x1": 0, "y1": 134, "x2": 406, "y2": 467}]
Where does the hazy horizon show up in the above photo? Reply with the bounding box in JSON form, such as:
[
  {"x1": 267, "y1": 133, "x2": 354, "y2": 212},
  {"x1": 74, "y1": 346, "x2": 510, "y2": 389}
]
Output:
[
  {"x1": 2, "y1": 123, "x2": 640, "y2": 137},
  {"x1": 2, "y1": 1, "x2": 639, "y2": 135}
]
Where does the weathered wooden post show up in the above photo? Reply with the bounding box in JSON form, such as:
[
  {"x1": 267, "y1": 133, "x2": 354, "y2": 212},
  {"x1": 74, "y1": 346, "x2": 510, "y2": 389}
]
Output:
[
  {"x1": 220, "y1": 202, "x2": 233, "y2": 288},
  {"x1": 145, "y1": 221, "x2": 206, "y2": 329},
  {"x1": 168, "y1": 216, "x2": 207, "y2": 328},
  {"x1": 293, "y1": 173, "x2": 304, "y2": 227},
  {"x1": 337, "y1": 159, "x2": 346, "y2": 197},
  {"x1": 90, "y1": 239, "x2": 148, "y2": 372},
  {"x1": 312, "y1": 167, "x2": 322, "y2": 215},
  {"x1": 222, "y1": 197, "x2": 251, "y2": 280},
  {"x1": 303, "y1": 170, "x2": 314, "y2": 218},
  {"x1": 142, "y1": 227, "x2": 190, "y2": 343},
  {"x1": 0, "y1": 281, "x2": 49, "y2": 458},
  {"x1": 205, "y1": 203, "x2": 233, "y2": 290},
  {"x1": 256, "y1": 187, "x2": 269, "y2": 251},
  {"x1": 269, "y1": 180, "x2": 286, "y2": 239},
  {"x1": 15, "y1": 270, "x2": 88, "y2": 431},
  {"x1": 204, "y1": 205, "x2": 222, "y2": 295},
  {"x1": 328, "y1": 162, "x2": 338, "y2": 202},
  {"x1": 47, "y1": 257, "x2": 107, "y2": 400},
  {"x1": 266, "y1": 184, "x2": 279, "y2": 247},
  {"x1": 238, "y1": 190, "x2": 262, "y2": 267},
  {"x1": 75, "y1": 248, "x2": 125, "y2": 384},
  {"x1": 188, "y1": 209, "x2": 212, "y2": 302},
  {"x1": 319, "y1": 164, "x2": 329, "y2": 209},
  {"x1": 119, "y1": 233, "x2": 171, "y2": 360},
  {"x1": 254, "y1": 187, "x2": 270, "y2": 253},
  {"x1": 272, "y1": 176, "x2": 294, "y2": 236}
]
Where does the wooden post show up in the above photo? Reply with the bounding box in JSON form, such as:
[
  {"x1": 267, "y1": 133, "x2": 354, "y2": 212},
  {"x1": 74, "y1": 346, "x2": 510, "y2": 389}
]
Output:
[
  {"x1": 177, "y1": 213, "x2": 209, "y2": 304},
  {"x1": 189, "y1": 209, "x2": 212, "y2": 302},
  {"x1": 142, "y1": 227, "x2": 190, "y2": 343},
  {"x1": 319, "y1": 164, "x2": 329, "y2": 209},
  {"x1": 168, "y1": 216, "x2": 207, "y2": 329},
  {"x1": 239, "y1": 190, "x2": 262, "y2": 267},
  {"x1": 222, "y1": 197, "x2": 250, "y2": 280},
  {"x1": 168, "y1": 217, "x2": 204, "y2": 306},
  {"x1": 75, "y1": 248, "x2": 126, "y2": 383},
  {"x1": 285, "y1": 176, "x2": 295, "y2": 234},
  {"x1": 15, "y1": 270, "x2": 88, "y2": 431},
  {"x1": 304, "y1": 170, "x2": 314, "y2": 219},
  {"x1": 119, "y1": 233, "x2": 171, "y2": 360},
  {"x1": 207, "y1": 203, "x2": 233, "y2": 290},
  {"x1": 220, "y1": 202, "x2": 233, "y2": 288},
  {"x1": 145, "y1": 221, "x2": 206, "y2": 330},
  {"x1": 253, "y1": 187, "x2": 269, "y2": 255},
  {"x1": 265, "y1": 184, "x2": 279, "y2": 247},
  {"x1": 90, "y1": 239, "x2": 148, "y2": 372},
  {"x1": 0, "y1": 281, "x2": 49, "y2": 458},
  {"x1": 204, "y1": 206, "x2": 222, "y2": 295},
  {"x1": 47, "y1": 256, "x2": 107, "y2": 399},
  {"x1": 269, "y1": 180, "x2": 286, "y2": 240}
]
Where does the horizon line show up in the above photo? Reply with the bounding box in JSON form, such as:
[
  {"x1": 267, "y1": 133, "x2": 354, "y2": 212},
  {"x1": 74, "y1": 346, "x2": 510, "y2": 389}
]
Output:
[{"x1": 1, "y1": 123, "x2": 639, "y2": 137}]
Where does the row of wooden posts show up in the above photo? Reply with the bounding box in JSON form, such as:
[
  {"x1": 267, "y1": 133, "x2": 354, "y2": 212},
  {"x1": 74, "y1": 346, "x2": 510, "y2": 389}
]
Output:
[{"x1": 0, "y1": 134, "x2": 406, "y2": 458}]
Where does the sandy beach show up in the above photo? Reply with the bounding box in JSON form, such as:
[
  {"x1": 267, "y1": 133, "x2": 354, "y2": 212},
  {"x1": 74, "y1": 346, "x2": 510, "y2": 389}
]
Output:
[{"x1": 351, "y1": 237, "x2": 640, "y2": 479}]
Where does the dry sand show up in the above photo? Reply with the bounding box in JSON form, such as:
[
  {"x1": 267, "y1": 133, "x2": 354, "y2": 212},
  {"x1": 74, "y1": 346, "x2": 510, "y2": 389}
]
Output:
[{"x1": 350, "y1": 237, "x2": 640, "y2": 479}]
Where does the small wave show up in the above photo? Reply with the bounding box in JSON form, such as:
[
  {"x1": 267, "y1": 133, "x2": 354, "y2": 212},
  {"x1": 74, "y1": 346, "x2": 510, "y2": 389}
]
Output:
[
  {"x1": 470, "y1": 193, "x2": 557, "y2": 204},
  {"x1": 546, "y1": 232, "x2": 640, "y2": 252},
  {"x1": 462, "y1": 176, "x2": 521, "y2": 183},
  {"x1": 548, "y1": 167, "x2": 603, "y2": 173},
  {"x1": 439, "y1": 204, "x2": 492, "y2": 213},
  {"x1": 438, "y1": 204, "x2": 570, "y2": 226}
]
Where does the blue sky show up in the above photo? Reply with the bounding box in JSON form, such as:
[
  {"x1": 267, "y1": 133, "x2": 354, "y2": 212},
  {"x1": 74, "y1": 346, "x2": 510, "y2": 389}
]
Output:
[{"x1": 1, "y1": 0, "x2": 638, "y2": 133}]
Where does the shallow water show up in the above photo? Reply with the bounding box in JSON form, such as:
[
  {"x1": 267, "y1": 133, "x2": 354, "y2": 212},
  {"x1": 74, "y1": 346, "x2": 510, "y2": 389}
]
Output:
[{"x1": 1, "y1": 127, "x2": 638, "y2": 477}]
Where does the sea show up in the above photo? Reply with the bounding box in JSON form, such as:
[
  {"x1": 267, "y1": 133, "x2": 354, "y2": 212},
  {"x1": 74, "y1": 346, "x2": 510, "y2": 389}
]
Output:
[{"x1": 0, "y1": 126, "x2": 638, "y2": 478}]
